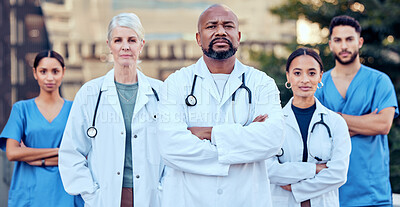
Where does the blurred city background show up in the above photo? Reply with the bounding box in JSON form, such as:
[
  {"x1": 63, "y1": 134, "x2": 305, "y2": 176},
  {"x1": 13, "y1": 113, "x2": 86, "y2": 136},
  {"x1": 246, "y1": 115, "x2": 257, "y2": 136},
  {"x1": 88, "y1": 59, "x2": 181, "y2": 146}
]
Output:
[{"x1": 0, "y1": 0, "x2": 399, "y2": 206}]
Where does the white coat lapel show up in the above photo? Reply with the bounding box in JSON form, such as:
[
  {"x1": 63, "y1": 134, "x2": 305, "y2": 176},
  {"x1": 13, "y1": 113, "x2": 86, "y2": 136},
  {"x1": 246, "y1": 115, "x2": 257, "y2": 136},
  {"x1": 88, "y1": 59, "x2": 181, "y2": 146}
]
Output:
[
  {"x1": 283, "y1": 98, "x2": 302, "y2": 138},
  {"x1": 133, "y1": 70, "x2": 151, "y2": 119},
  {"x1": 101, "y1": 69, "x2": 124, "y2": 121},
  {"x1": 195, "y1": 58, "x2": 221, "y2": 103}
]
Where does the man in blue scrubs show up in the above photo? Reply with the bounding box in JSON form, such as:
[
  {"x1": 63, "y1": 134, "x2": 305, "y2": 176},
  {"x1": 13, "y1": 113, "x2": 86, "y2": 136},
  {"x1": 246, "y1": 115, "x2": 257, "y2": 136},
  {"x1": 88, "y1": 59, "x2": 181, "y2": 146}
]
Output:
[{"x1": 315, "y1": 15, "x2": 399, "y2": 207}]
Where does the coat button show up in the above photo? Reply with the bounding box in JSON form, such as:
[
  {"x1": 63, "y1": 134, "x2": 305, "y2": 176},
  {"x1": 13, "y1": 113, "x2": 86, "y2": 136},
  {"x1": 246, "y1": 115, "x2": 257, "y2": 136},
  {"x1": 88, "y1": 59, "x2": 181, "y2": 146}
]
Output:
[
  {"x1": 133, "y1": 135, "x2": 137, "y2": 138},
  {"x1": 136, "y1": 175, "x2": 140, "y2": 179},
  {"x1": 117, "y1": 172, "x2": 120, "y2": 175},
  {"x1": 153, "y1": 115, "x2": 157, "y2": 118},
  {"x1": 121, "y1": 131, "x2": 124, "y2": 135},
  {"x1": 217, "y1": 189, "x2": 223, "y2": 194}
]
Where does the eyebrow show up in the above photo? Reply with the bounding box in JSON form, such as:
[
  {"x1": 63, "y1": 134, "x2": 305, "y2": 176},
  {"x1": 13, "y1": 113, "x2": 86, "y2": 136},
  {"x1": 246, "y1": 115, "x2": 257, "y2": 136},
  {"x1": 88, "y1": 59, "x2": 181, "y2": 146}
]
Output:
[{"x1": 206, "y1": 20, "x2": 235, "y2": 24}]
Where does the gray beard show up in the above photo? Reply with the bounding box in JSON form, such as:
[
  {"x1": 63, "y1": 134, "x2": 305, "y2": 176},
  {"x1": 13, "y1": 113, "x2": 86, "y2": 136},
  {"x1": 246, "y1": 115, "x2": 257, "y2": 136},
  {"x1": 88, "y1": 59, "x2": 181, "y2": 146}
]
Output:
[{"x1": 202, "y1": 38, "x2": 237, "y2": 60}]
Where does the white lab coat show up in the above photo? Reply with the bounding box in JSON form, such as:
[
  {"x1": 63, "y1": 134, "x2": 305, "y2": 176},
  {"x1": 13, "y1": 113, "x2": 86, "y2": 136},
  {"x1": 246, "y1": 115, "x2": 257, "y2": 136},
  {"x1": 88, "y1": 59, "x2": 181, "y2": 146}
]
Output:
[
  {"x1": 59, "y1": 69, "x2": 162, "y2": 207},
  {"x1": 158, "y1": 57, "x2": 284, "y2": 207},
  {"x1": 267, "y1": 97, "x2": 351, "y2": 207}
]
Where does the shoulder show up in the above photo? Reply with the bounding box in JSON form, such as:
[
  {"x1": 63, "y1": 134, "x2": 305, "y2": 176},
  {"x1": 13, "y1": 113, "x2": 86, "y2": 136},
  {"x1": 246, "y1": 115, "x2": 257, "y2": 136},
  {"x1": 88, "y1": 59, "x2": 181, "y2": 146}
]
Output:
[
  {"x1": 321, "y1": 69, "x2": 332, "y2": 80},
  {"x1": 146, "y1": 76, "x2": 163, "y2": 88},
  {"x1": 164, "y1": 64, "x2": 195, "y2": 85},
  {"x1": 77, "y1": 75, "x2": 105, "y2": 96},
  {"x1": 243, "y1": 64, "x2": 275, "y2": 84},
  {"x1": 12, "y1": 98, "x2": 35, "y2": 109},
  {"x1": 361, "y1": 65, "x2": 390, "y2": 79}
]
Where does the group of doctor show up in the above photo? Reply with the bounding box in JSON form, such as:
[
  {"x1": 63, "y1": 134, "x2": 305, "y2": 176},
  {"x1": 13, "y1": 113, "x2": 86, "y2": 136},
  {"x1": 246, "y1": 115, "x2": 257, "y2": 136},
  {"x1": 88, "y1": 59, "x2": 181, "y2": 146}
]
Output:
[{"x1": 1, "y1": 3, "x2": 398, "y2": 207}]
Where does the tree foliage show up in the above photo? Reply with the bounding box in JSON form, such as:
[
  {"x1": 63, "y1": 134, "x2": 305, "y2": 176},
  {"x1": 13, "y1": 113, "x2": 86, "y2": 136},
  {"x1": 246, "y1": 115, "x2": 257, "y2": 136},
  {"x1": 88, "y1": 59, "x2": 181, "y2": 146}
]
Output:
[{"x1": 254, "y1": 0, "x2": 400, "y2": 192}]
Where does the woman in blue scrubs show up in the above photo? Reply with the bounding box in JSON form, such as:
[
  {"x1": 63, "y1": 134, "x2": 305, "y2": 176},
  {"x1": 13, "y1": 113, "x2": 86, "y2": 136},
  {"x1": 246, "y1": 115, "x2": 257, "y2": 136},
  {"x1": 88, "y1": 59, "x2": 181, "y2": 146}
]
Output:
[{"x1": 0, "y1": 51, "x2": 82, "y2": 206}]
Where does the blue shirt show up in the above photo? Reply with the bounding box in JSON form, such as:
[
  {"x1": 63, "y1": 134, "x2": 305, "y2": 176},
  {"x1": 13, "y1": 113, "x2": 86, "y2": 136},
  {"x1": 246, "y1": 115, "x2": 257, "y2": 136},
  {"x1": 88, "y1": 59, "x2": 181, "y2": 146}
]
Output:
[
  {"x1": 315, "y1": 65, "x2": 399, "y2": 206},
  {"x1": 0, "y1": 98, "x2": 83, "y2": 207}
]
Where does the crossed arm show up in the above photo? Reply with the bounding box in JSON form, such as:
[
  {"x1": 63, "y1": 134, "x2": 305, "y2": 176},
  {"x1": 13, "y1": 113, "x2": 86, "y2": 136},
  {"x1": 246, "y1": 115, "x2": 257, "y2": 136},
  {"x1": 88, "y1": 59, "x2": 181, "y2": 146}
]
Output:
[
  {"x1": 188, "y1": 114, "x2": 269, "y2": 140},
  {"x1": 340, "y1": 107, "x2": 395, "y2": 137},
  {"x1": 6, "y1": 138, "x2": 59, "y2": 166}
]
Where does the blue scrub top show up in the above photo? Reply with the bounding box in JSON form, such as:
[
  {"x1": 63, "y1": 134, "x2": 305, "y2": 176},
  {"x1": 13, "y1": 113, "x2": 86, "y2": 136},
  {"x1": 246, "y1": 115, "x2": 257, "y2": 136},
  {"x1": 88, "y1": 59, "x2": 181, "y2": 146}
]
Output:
[
  {"x1": 0, "y1": 98, "x2": 83, "y2": 207},
  {"x1": 315, "y1": 65, "x2": 399, "y2": 206}
]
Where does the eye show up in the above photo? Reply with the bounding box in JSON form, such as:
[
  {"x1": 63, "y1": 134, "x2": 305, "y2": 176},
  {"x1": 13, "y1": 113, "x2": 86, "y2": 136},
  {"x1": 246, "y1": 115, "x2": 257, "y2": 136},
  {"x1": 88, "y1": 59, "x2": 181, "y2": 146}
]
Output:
[
  {"x1": 206, "y1": 25, "x2": 216, "y2": 29},
  {"x1": 309, "y1": 72, "x2": 316, "y2": 76},
  {"x1": 129, "y1": 39, "x2": 137, "y2": 43},
  {"x1": 114, "y1": 39, "x2": 121, "y2": 43},
  {"x1": 224, "y1": 25, "x2": 234, "y2": 28},
  {"x1": 294, "y1": 71, "x2": 300, "y2": 76},
  {"x1": 39, "y1": 70, "x2": 46, "y2": 74}
]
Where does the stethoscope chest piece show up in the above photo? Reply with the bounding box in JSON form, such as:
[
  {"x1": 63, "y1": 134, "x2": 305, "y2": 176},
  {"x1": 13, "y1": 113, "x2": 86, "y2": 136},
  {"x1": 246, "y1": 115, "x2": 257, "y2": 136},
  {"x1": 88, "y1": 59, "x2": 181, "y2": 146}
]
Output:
[
  {"x1": 185, "y1": 94, "x2": 197, "y2": 106},
  {"x1": 87, "y1": 126, "x2": 97, "y2": 138}
]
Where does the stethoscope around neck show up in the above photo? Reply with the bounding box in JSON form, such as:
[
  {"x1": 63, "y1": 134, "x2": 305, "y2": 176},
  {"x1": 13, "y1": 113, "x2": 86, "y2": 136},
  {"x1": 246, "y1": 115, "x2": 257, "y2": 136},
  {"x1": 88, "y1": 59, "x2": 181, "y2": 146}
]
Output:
[
  {"x1": 87, "y1": 87, "x2": 159, "y2": 138},
  {"x1": 276, "y1": 113, "x2": 333, "y2": 163},
  {"x1": 185, "y1": 73, "x2": 252, "y2": 124}
]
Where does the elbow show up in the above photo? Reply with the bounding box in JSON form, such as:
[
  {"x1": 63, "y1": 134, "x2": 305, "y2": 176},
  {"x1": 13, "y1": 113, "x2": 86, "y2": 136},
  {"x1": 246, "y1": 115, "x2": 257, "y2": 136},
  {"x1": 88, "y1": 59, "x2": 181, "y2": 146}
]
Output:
[
  {"x1": 380, "y1": 125, "x2": 391, "y2": 135},
  {"x1": 6, "y1": 150, "x2": 18, "y2": 161}
]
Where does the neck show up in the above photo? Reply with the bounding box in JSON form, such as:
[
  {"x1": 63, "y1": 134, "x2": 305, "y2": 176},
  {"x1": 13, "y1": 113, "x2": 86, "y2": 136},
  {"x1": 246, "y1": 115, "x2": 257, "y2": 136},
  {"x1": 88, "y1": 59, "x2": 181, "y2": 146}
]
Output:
[
  {"x1": 333, "y1": 56, "x2": 361, "y2": 77},
  {"x1": 36, "y1": 90, "x2": 63, "y2": 104},
  {"x1": 114, "y1": 65, "x2": 138, "y2": 84},
  {"x1": 203, "y1": 55, "x2": 236, "y2": 74},
  {"x1": 292, "y1": 96, "x2": 315, "y2": 109}
]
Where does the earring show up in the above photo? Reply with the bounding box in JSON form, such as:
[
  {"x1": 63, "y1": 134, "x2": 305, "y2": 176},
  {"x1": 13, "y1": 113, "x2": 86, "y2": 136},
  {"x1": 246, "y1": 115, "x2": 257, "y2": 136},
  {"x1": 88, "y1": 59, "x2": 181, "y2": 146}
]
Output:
[
  {"x1": 285, "y1": 81, "x2": 291, "y2": 89},
  {"x1": 317, "y1": 82, "x2": 324, "y2": 89}
]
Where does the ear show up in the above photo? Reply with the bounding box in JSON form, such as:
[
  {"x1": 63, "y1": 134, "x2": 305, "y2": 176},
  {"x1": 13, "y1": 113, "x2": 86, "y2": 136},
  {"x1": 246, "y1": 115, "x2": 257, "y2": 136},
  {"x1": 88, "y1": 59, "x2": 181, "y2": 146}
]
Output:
[
  {"x1": 238, "y1": 31, "x2": 241, "y2": 42},
  {"x1": 139, "y1": 39, "x2": 145, "y2": 54},
  {"x1": 358, "y1": 36, "x2": 364, "y2": 49},
  {"x1": 319, "y1": 70, "x2": 323, "y2": 82},
  {"x1": 32, "y1": 68, "x2": 38, "y2": 80},
  {"x1": 196, "y1": 32, "x2": 202, "y2": 47},
  {"x1": 328, "y1": 39, "x2": 332, "y2": 51},
  {"x1": 285, "y1": 71, "x2": 290, "y2": 83}
]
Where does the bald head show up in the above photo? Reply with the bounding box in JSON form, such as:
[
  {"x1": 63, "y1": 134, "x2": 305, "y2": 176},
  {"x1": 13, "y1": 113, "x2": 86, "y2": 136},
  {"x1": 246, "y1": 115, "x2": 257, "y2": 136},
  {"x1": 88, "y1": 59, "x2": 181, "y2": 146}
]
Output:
[{"x1": 197, "y1": 4, "x2": 239, "y2": 32}]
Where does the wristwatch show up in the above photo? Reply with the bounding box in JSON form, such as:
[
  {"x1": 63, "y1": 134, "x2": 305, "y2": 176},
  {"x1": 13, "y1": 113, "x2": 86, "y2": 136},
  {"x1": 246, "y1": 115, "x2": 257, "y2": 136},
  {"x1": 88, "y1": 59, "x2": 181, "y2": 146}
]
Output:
[{"x1": 41, "y1": 159, "x2": 45, "y2": 167}]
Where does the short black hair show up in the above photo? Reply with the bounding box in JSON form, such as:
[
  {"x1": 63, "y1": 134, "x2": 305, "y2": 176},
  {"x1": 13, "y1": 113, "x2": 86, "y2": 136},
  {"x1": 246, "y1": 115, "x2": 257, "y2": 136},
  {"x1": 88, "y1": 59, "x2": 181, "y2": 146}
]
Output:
[
  {"x1": 286, "y1": 47, "x2": 324, "y2": 72},
  {"x1": 33, "y1": 50, "x2": 65, "y2": 69},
  {"x1": 329, "y1": 15, "x2": 361, "y2": 37}
]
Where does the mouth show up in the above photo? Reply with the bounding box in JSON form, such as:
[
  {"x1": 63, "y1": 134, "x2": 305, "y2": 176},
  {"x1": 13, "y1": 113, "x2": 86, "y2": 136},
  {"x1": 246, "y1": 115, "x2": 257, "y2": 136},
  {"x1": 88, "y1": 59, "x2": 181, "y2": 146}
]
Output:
[
  {"x1": 45, "y1": 84, "x2": 55, "y2": 88},
  {"x1": 299, "y1": 86, "x2": 312, "y2": 91},
  {"x1": 211, "y1": 38, "x2": 231, "y2": 47},
  {"x1": 339, "y1": 51, "x2": 351, "y2": 57},
  {"x1": 120, "y1": 54, "x2": 132, "y2": 58}
]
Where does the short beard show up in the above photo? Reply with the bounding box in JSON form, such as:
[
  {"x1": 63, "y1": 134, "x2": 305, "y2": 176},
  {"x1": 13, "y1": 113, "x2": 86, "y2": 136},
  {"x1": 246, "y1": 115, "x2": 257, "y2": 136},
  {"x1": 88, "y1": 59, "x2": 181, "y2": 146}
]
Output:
[
  {"x1": 202, "y1": 38, "x2": 237, "y2": 60},
  {"x1": 334, "y1": 50, "x2": 358, "y2": 65}
]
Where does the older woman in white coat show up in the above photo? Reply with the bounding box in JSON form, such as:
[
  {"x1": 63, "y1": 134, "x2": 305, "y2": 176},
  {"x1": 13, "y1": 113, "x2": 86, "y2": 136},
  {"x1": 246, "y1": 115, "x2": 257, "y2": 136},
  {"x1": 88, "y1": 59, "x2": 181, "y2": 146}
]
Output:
[
  {"x1": 58, "y1": 13, "x2": 162, "y2": 207},
  {"x1": 267, "y1": 47, "x2": 351, "y2": 207}
]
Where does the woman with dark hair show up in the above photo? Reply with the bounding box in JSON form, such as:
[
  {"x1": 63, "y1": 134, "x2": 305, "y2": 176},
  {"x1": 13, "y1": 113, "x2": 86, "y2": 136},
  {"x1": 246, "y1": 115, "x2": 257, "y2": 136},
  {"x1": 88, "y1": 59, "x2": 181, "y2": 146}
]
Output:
[
  {"x1": 0, "y1": 50, "x2": 82, "y2": 206},
  {"x1": 267, "y1": 47, "x2": 351, "y2": 207}
]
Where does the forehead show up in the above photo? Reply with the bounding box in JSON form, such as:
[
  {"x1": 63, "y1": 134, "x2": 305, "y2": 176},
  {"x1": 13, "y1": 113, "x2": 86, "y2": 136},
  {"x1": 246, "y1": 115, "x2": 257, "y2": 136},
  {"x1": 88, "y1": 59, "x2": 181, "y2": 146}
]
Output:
[
  {"x1": 290, "y1": 55, "x2": 320, "y2": 69},
  {"x1": 199, "y1": 6, "x2": 238, "y2": 25},
  {"x1": 331, "y1": 25, "x2": 359, "y2": 38},
  {"x1": 37, "y1": 57, "x2": 62, "y2": 67},
  {"x1": 111, "y1": 26, "x2": 138, "y2": 38}
]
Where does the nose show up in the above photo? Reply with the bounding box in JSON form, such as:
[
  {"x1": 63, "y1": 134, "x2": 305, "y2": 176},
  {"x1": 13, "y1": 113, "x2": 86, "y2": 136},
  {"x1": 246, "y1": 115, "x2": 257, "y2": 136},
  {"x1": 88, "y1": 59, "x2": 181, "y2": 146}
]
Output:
[
  {"x1": 301, "y1": 73, "x2": 310, "y2": 83},
  {"x1": 46, "y1": 73, "x2": 55, "y2": 81},
  {"x1": 340, "y1": 41, "x2": 348, "y2": 50},
  {"x1": 122, "y1": 40, "x2": 130, "y2": 51},
  {"x1": 215, "y1": 25, "x2": 227, "y2": 36}
]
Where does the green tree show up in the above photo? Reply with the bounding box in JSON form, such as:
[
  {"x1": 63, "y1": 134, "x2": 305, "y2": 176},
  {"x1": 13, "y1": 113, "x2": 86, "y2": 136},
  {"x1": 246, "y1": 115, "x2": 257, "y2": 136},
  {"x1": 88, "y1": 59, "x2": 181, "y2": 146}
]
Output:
[{"x1": 255, "y1": 0, "x2": 400, "y2": 192}]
